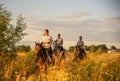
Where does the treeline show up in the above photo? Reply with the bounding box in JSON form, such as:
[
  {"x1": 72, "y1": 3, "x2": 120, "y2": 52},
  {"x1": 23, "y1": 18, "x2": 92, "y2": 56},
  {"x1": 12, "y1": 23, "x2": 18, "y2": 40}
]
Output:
[
  {"x1": 69, "y1": 44, "x2": 117, "y2": 54},
  {"x1": 16, "y1": 45, "x2": 31, "y2": 52},
  {"x1": 85, "y1": 44, "x2": 108, "y2": 54}
]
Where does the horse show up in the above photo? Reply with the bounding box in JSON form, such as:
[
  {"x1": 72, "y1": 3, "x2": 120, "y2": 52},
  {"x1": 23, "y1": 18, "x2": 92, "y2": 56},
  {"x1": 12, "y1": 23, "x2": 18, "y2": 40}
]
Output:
[
  {"x1": 52, "y1": 40, "x2": 69, "y2": 65},
  {"x1": 34, "y1": 42, "x2": 48, "y2": 71},
  {"x1": 74, "y1": 46, "x2": 85, "y2": 61}
]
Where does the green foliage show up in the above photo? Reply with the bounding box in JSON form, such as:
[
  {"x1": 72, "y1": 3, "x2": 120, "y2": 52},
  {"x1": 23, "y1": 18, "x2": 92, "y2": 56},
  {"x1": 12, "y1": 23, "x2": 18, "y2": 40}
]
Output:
[
  {"x1": 95, "y1": 44, "x2": 108, "y2": 54},
  {"x1": 16, "y1": 45, "x2": 31, "y2": 52},
  {"x1": 0, "y1": 4, "x2": 27, "y2": 81},
  {"x1": 96, "y1": 47, "x2": 104, "y2": 54},
  {"x1": 0, "y1": 50, "x2": 36, "y2": 81},
  {"x1": 97, "y1": 44, "x2": 108, "y2": 53},
  {"x1": 0, "y1": 4, "x2": 27, "y2": 54},
  {"x1": 88, "y1": 44, "x2": 108, "y2": 54},
  {"x1": 69, "y1": 44, "x2": 108, "y2": 54},
  {"x1": 111, "y1": 46, "x2": 116, "y2": 50},
  {"x1": 90, "y1": 44, "x2": 97, "y2": 53}
]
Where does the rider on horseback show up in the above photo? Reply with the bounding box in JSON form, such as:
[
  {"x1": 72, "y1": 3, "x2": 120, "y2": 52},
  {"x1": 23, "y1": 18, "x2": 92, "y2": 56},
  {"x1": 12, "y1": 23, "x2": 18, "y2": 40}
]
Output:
[
  {"x1": 77, "y1": 36, "x2": 86, "y2": 55},
  {"x1": 40, "y1": 29, "x2": 53, "y2": 62},
  {"x1": 56, "y1": 34, "x2": 63, "y2": 51}
]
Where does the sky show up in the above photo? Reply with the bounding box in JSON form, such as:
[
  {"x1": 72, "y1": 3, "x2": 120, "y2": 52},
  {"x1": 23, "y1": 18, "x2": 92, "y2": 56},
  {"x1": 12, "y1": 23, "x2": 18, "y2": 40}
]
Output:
[{"x1": 1, "y1": 0, "x2": 120, "y2": 49}]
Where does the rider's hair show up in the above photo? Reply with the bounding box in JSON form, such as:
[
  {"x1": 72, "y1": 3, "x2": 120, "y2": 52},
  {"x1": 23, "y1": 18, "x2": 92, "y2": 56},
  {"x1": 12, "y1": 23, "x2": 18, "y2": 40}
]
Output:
[
  {"x1": 79, "y1": 36, "x2": 82, "y2": 38},
  {"x1": 58, "y1": 33, "x2": 61, "y2": 36},
  {"x1": 45, "y1": 29, "x2": 49, "y2": 33}
]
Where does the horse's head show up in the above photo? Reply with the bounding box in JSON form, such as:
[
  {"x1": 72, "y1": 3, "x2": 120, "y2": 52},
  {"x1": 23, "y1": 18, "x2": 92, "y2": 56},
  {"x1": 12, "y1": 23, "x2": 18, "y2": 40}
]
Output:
[
  {"x1": 53, "y1": 40, "x2": 58, "y2": 51},
  {"x1": 53, "y1": 40, "x2": 57, "y2": 46},
  {"x1": 75, "y1": 46, "x2": 81, "y2": 54},
  {"x1": 35, "y1": 42, "x2": 43, "y2": 52},
  {"x1": 34, "y1": 42, "x2": 45, "y2": 67},
  {"x1": 75, "y1": 46, "x2": 80, "y2": 50}
]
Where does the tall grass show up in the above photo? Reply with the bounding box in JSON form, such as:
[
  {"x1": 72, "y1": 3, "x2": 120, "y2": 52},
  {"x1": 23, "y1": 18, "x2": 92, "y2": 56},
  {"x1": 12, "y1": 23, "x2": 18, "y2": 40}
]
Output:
[{"x1": 0, "y1": 51, "x2": 120, "y2": 81}]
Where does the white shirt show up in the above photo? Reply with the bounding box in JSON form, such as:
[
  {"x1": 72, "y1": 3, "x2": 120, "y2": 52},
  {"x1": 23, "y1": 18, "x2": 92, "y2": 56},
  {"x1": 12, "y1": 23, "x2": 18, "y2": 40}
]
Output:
[
  {"x1": 56, "y1": 38, "x2": 63, "y2": 46},
  {"x1": 77, "y1": 40, "x2": 84, "y2": 48},
  {"x1": 41, "y1": 35, "x2": 52, "y2": 49}
]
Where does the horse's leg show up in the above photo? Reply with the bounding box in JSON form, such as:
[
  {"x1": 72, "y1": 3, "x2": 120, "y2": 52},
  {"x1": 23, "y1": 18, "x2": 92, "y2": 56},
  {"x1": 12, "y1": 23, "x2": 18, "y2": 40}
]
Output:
[
  {"x1": 82, "y1": 49, "x2": 86, "y2": 58},
  {"x1": 63, "y1": 50, "x2": 69, "y2": 62},
  {"x1": 73, "y1": 52, "x2": 77, "y2": 61},
  {"x1": 54, "y1": 54, "x2": 58, "y2": 65},
  {"x1": 49, "y1": 53, "x2": 54, "y2": 65},
  {"x1": 44, "y1": 61, "x2": 47, "y2": 72},
  {"x1": 58, "y1": 51, "x2": 64, "y2": 66},
  {"x1": 35, "y1": 57, "x2": 38, "y2": 69},
  {"x1": 56, "y1": 52, "x2": 59, "y2": 66},
  {"x1": 57, "y1": 50, "x2": 61, "y2": 66},
  {"x1": 63, "y1": 50, "x2": 66, "y2": 58},
  {"x1": 79, "y1": 51, "x2": 84, "y2": 59},
  {"x1": 40, "y1": 55, "x2": 47, "y2": 73},
  {"x1": 66, "y1": 51, "x2": 70, "y2": 61},
  {"x1": 35, "y1": 56, "x2": 42, "y2": 70},
  {"x1": 51, "y1": 53, "x2": 57, "y2": 65},
  {"x1": 81, "y1": 49, "x2": 85, "y2": 59},
  {"x1": 37, "y1": 58, "x2": 43, "y2": 74}
]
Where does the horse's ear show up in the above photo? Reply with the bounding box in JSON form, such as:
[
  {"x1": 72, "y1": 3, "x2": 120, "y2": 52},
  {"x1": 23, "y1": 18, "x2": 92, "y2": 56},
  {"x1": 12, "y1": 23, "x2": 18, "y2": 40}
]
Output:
[
  {"x1": 40, "y1": 42, "x2": 43, "y2": 46},
  {"x1": 35, "y1": 42, "x2": 37, "y2": 45}
]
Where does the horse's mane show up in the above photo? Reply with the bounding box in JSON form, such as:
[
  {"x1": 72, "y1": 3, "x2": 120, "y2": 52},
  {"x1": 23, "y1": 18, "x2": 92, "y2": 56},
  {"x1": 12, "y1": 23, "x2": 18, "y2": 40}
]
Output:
[
  {"x1": 35, "y1": 42, "x2": 42, "y2": 46},
  {"x1": 35, "y1": 42, "x2": 46, "y2": 62}
]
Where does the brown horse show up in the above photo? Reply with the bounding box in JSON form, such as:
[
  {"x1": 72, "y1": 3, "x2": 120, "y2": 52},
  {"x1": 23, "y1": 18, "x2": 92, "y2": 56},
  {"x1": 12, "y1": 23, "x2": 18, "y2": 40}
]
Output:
[
  {"x1": 35, "y1": 42, "x2": 47, "y2": 71},
  {"x1": 52, "y1": 40, "x2": 67, "y2": 65},
  {"x1": 74, "y1": 46, "x2": 84, "y2": 60},
  {"x1": 35, "y1": 42, "x2": 57, "y2": 71}
]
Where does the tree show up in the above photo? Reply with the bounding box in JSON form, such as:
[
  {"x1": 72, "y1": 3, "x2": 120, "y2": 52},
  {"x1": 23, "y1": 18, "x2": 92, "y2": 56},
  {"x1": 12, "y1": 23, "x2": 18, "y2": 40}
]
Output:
[
  {"x1": 16, "y1": 45, "x2": 31, "y2": 52},
  {"x1": 97, "y1": 44, "x2": 108, "y2": 53},
  {"x1": 0, "y1": 4, "x2": 27, "y2": 80},
  {"x1": 0, "y1": 4, "x2": 27, "y2": 54},
  {"x1": 84, "y1": 45, "x2": 90, "y2": 51},
  {"x1": 96, "y1": 47, "x2": 104, "y2": 54},
  {"x1": 111, "y1": 46, "x2": 116, "y2": 50},
  {"x1": 90, "y1": 45, "x2": 96, "y2": 53}
]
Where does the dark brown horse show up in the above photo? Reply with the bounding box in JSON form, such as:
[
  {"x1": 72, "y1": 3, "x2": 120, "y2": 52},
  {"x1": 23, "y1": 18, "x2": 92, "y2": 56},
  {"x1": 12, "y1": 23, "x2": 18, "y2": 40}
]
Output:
[
  {"x1": 35, "y1": 42, "x2": 47, "y2": 71},
  {"x1": 74, "y1": 46, "x2": 84, "y2": 60},
  {"x1": 35, "y1": 42, "x2": 57, "y2": 71}
]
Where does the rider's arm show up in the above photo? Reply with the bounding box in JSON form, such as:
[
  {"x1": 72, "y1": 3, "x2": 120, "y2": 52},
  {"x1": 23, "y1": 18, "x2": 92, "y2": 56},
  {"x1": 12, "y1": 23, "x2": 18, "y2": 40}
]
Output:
[
  {"x1": 40, "y1": 37, "x2": 44, "y2": 44},
  {"x1": 61, "y1": 39, "x2": 63, "y2": 45},
  {"x1": 82, "y1": 41, "x2": 84, "y2": 47},
  {"x1": 50, "y1": 36, "x2": 53, "y2": 46},
  {"x1": 77, "y1": 41, "x2": 79, "y2": 46}
]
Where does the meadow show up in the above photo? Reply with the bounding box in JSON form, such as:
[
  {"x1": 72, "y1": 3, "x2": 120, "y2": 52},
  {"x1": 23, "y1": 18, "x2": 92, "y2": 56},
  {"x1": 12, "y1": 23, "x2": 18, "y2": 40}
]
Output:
[
  {"x1": 1, "y1": 51, "x2": 120, "y2": 81},
  {"x1": 1, "y1": 3, "x2": 120, "y2": 81}
]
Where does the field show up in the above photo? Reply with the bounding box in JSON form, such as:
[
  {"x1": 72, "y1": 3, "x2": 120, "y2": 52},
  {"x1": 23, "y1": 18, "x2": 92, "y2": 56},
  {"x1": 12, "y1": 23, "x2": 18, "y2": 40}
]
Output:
[{"x1": 1, "y1": 52, "x2": 120, "y2": 81}]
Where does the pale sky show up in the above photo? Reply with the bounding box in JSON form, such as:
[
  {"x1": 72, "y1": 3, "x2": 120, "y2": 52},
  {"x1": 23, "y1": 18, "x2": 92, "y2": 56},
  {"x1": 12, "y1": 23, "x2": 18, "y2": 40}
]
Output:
[{"x1": 1, "y1": 0, "x2": 120, "y2": 49}]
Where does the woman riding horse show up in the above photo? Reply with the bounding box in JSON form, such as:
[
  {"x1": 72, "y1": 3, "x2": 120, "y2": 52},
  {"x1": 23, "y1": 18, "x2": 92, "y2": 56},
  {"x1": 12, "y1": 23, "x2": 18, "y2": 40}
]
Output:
[{"x1": 40, "y1": 29, "x2": 53, "y2": 63}]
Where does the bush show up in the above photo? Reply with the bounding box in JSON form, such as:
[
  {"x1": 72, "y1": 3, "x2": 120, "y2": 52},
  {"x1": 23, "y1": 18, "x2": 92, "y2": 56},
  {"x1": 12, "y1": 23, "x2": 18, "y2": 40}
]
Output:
[
  {"x1": 96, "y1": 47, "x2": 104, "y2": 54},
  {"x1": 90, "y1": 45, "x2": 97, "y2": 53},
  {"x1": 16, "y1": 45, "x2": 31, "y2": 52}
]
